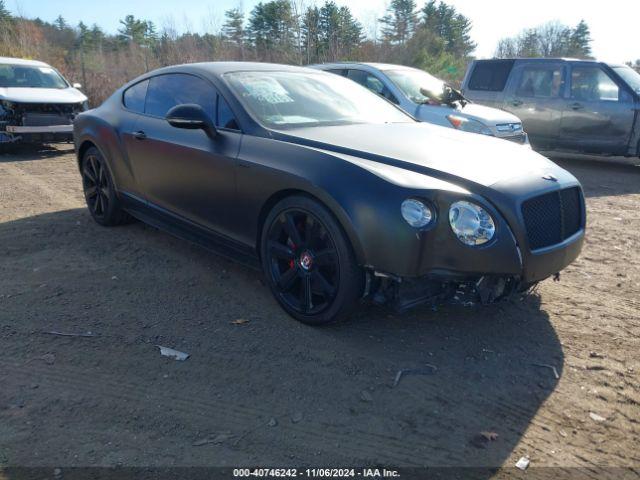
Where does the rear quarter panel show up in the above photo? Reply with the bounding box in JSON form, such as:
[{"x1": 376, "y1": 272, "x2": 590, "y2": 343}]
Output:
[{"x1": 74, "y1": 94, "x2": 141, "y2": 198}]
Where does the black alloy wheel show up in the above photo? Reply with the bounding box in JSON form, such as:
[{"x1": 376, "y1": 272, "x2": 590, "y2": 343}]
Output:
[
  {"x1": 82, "y1": 152, "x2": 109, "y2": 218},
  {"x1": 261, "y1": 196, "x2": 363, "y2": 324},
  {"x1": 81, "y1": 147, "x2": 132, "y2": 226}
]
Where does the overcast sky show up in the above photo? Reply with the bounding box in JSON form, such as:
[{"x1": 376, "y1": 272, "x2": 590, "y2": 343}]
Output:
[{"x1": 7, "y1": 0, "x2": 639, "y2": 64}]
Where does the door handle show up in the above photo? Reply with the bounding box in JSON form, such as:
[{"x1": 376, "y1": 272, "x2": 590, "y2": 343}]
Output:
[
  {"x1": 133, "y1": 130, "x2": 147, "y2": 140},
  {"x1": 511, "y1": 99, "x2": 523, "y2": 107},
  {"x1": 570, "y1": 102, "x2": 583, "y2": 110}
]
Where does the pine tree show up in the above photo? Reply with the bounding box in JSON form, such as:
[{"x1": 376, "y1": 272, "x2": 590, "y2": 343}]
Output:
[
  {"x1": 420, "y1": 1, "x2": 475, "y2": 57},
  {"x1": 302, "y1": 6, "x2": 321, "y2": 63},
  {"x1": 0, "y1": 0, "x2": 12, "y2": 23},
  {"x1": 379, "y1": 0, "x2": 416, "y2": 45},
  {"x1": 222, "y1": 8, "x2": 245, "y2": 58},
  {"x1": 54, "y1": 15, "x2": 68, "y2": 31},
  {"x1": 248, "y1": 0, "x2": 297, "y2": 61},
  {"x1": 568, "y1": 20, "x2": 592, "y2": 58}
]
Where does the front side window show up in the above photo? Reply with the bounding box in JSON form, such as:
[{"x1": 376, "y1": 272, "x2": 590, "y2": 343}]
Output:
[
  {"x1": 0, "y1": 64, "x2": 68, "y2": 89},
  {"x1": 224, "y1": 71, "x2": 412, "y2": 129},
  {"x1": 570, "y1": 67, "x2": 619, "y2": 102},
  {"x1": 516, "y1": 67, "x2": 563, "y2": 98},
  {"x1": 611, "y1": 66, "x2": 640, "y2": 94},
  {"x1": 123, "y1": 80, "x2": 148, "y2": 113},
  {"x1": 385, "y1": 68, "x2": 447, "y2": 104},
  {"x1": 145, "y1": 74, "x2": 216, "y2": 117},
  {"x1": 216, "y1": 94, "x2": 239, "y2": 130}
]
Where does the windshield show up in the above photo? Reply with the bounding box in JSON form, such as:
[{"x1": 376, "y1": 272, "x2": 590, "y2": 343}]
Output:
[
  {"x1": 612, "y1": 66, "x2": 640, "y2": 93},
  {"x1": 385, "y1": 68, "x2": 447, "y2": 104},
  {"x1": 224, "y1": 71, "x2": 412, "y2": 129},
  {"x1": 0, "y1": 64, "x2": 68, "y2": 89}
]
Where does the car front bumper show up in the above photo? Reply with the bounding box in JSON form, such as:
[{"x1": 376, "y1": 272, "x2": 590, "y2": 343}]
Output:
[
  {"x1": 1, "y1": 125, "x2": 74, "y2": 143},
  {"x1": 6, "y1": 125, "x2": 73, "y2": 134},
  {"x1": 497, "y1": 131, "x2": 529, "y2": 146}
]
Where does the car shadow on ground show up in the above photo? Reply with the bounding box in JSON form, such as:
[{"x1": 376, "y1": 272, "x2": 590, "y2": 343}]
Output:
[
  {"x1": 0, "y1": 208, "x2": 563, "y2": 473},
  {"x1": 0, "y1": 143, "x2": 75, "y2": 162}
]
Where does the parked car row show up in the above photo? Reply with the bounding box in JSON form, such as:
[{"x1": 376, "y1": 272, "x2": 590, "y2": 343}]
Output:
[
  {"x1": 312, "y1": 62, "x2": 529, "y2": 145},
  {"x1": 0, "y1": 54, "x2": 594, "y2": 324}
]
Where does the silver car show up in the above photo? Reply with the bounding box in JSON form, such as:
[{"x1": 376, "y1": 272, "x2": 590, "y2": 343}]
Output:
[
  {"x1": 312, "y1": 62, "x2": 529, "y2": 145},
  {"x1": 461, "y1": 58, "x2": 640, "y2": 157}
]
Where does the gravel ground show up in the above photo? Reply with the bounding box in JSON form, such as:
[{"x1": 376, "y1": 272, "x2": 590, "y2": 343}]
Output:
[{"x1": 0, "y1": 144, "x2": 638, "y2": 478}]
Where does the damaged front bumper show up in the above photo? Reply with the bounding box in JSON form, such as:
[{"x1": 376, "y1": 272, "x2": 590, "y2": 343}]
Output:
[
  {"x1": 368, "y1": 271, "x2": 536, "y2": 312},
  {"x1": 0, "y1": 101, "x2": 83, "y2": 144}
]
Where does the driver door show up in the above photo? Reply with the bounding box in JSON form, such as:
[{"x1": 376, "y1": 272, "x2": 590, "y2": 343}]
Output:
[{"x1": 126, "y1": 73, "x2": 241, "y2": 238}]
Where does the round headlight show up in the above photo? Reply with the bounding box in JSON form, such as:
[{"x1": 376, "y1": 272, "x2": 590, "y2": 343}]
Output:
[
  {"x1": 449, "y1": 201, "x2": 495, "y2": 246},
  {"x1": 401, "y1": 199, "x2": 433, "y2": 228}
]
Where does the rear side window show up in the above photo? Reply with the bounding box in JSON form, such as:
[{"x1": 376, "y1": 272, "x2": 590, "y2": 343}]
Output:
[
  {"x1": 516, "y1": 66, "x2": 563, "y2": 98},
  {"x1": 123, "y1": 80, "x2": 148, "y2": 113},
  {"x1": 145, "y1": 74, "x2": 215, "y2": 117},
  {"x1": 347, "y1": 69, "x2": 385, "y2": 95},
  {"x1": 468, "y1": 60, "x2": 515, "y2": 92}
]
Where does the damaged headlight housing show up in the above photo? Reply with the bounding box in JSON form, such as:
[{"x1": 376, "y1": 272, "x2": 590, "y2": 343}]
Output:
[
  {"x1": 449, "y1": 201, "x2": 495, "y2": 246},
  {"x1": 446, "y1": 115, "x2": 493, "y2": 136}
]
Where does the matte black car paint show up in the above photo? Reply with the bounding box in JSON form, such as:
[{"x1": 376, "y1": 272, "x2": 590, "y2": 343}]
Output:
[{"x1": 74, "y1": 62, "x2": 586, "y2": 308}]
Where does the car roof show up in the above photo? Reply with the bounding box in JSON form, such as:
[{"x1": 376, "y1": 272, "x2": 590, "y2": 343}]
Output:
[
  {"x1": 152, "y1": 61, "x2": 320, "y2": 77},
  {"x1": 473, "y1": 57, "x2": 607, "y2": 64},
  {"x1": 0, "y1": 56, "x2": 51, "y2": 67},
  {"x1": 312, "y1": 62, "x2": 414, "y2": 71}
]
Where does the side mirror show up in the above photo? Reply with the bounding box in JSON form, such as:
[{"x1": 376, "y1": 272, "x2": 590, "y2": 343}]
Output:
[
  {"x1": 72, "y1": 83, "x2": 82, "y2": 89},
  {"x1": 166, "y1": 104, "x2": 217, "y2": 138}
]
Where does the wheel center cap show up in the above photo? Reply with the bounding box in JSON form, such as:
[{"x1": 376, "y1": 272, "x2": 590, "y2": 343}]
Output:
[{"x1": 299, "y1": 251, "x2": 313, "y2": 271}]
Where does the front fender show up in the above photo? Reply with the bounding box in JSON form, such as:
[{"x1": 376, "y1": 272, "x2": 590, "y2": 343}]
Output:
[{"x1": 234, "y1": 135, "x2": 523, "y2": 277}]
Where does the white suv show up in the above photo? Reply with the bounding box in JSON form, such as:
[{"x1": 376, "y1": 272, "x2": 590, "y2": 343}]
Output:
[{"x1": 0, "y1": 57, "x2": 88, "y2": 145}]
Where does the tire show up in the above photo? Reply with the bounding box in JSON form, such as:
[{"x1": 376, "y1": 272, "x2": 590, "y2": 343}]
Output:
[
  {"x1": 80, "y1": 146, "x2": 133, "y2": 226},
  {"x1": 261, "y1": 195, "x2": 364, "y2": 325}
]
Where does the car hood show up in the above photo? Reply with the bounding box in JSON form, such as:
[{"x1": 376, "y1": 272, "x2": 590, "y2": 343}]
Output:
[
  {"x1": 277, "y1": 122, "x2": 564, "y2": 188},
  {"x1": 0, "y1": 87, "x2": 87, "y2": 104},
  {"x1": 458, "y1": 103, "x2": 521, "y2": 125}
]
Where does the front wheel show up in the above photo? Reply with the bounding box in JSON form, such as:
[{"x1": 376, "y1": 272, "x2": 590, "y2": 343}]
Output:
[{"x1": 261, "y1": 196, "x2": 364, "y2": 325}]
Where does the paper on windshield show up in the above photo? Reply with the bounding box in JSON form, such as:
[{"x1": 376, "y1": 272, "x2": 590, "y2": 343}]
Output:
[{"x1": 240, "y1": 76, "x2": 293, "y2": 104}]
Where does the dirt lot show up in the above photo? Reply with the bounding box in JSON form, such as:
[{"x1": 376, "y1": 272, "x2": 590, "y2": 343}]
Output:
[{"x1": 0, "y1": 144, "x2": 638, "y2": 477}]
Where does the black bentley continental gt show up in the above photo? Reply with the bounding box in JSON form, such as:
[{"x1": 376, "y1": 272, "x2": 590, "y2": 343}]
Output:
[{"x1": 74, "y1": 62, "x2": 585, "y2": 324}]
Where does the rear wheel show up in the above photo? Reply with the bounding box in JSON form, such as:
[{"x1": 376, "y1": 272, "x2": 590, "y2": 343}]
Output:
[
  {"x1": 81, "y1": 147, "x2": 132, "y2": 226},
  {"x1": 261, "y1": 196, "x2": 363, "y2": 325}
]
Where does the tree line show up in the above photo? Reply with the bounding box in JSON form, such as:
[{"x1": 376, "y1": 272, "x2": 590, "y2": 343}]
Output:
[
  {"x1": 0, "y1": 0, "x2": 476, "y2": 104},
  {"x1": 495, "y1": 20, "x2": 593, "y2": 59},
  {"x1": 0, "y1": 0, "x2": 623, "y2": 107}
]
